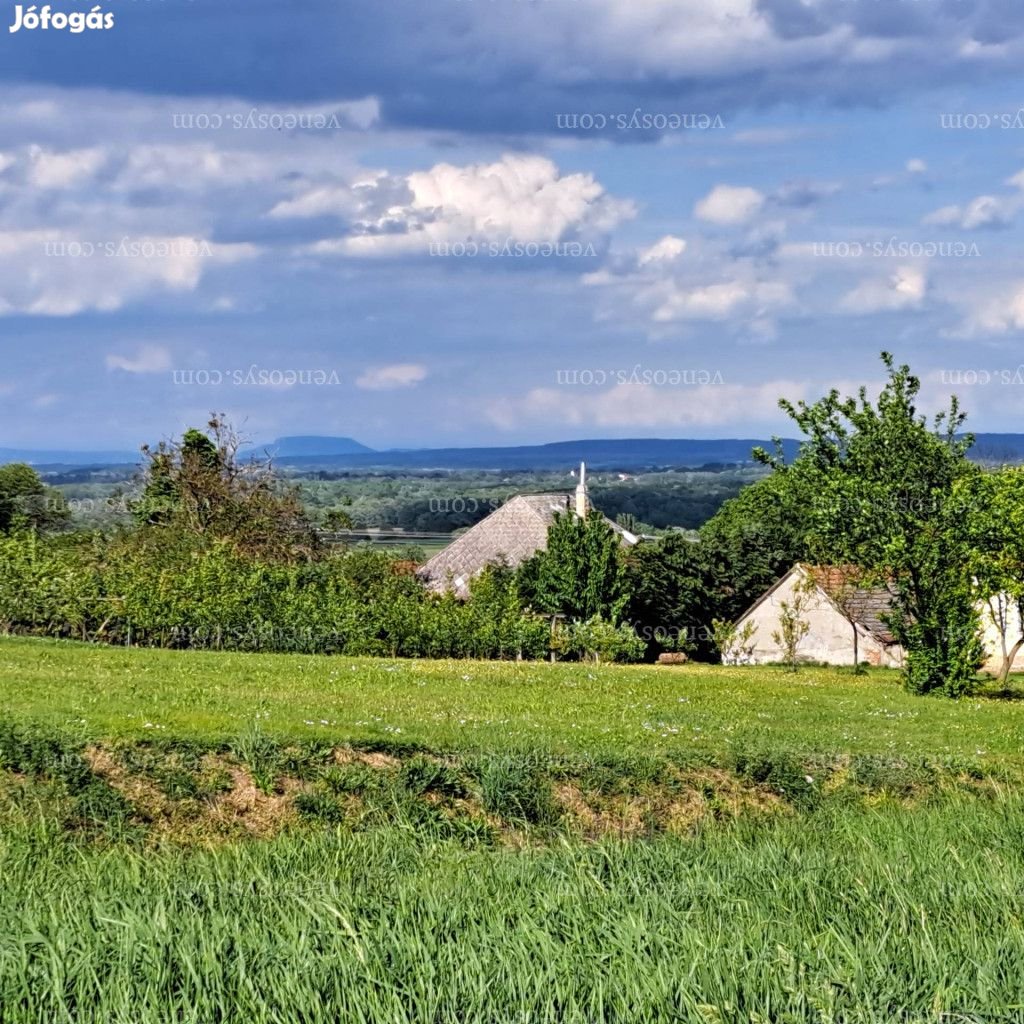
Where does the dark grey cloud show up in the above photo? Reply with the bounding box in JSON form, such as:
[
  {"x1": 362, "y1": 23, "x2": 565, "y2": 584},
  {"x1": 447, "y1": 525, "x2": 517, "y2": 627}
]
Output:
[{"x1": 4, "y1": 0, "x2": 1024, "y2": 138}]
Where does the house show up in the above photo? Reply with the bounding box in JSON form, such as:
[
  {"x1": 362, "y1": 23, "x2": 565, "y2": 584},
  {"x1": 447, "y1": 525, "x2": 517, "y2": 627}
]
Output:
[
  {"x1": 418, "y1": 463, "x2": 638, "y2": 598},
  {"x1": 729, "y1": 564, "x2": 905, "y2": 668},
  {"x1": 732, "y1": 563, "x2": 1024, "y2": 675}
]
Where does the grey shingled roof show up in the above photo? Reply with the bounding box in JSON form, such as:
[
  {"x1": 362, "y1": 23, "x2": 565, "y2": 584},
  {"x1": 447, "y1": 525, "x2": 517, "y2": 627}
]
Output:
[
  {"x1": 803, "y1": 565, "x2": 901, "y2": 645},
  {"x1": 418, "y1": 494, "x2": 637, "y2": 598}
]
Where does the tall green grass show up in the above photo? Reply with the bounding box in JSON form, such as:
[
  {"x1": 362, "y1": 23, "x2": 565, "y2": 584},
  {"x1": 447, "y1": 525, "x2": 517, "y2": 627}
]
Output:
[{"x1": 1, "y1": 796, "x2": 1022, "y2": 1023}]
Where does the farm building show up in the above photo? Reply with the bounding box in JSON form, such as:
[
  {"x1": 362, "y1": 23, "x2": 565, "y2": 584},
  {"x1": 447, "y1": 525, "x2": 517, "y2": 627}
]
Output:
[
  {"x1": 732, "y1": 563, "x2": 1024, "y2": 676},
  {"x1": 418, "y1": 464, "x2": 638, "y2": 598},
  {"x1": 729, "y1": 564, "x2": 905, "y2": 669}
]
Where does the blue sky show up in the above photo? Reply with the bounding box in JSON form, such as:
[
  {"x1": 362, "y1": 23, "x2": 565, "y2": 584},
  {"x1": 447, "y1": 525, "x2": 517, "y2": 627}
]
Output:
[{"x1": 3, "y1": 0, "x2": 1024, "y2": 451}]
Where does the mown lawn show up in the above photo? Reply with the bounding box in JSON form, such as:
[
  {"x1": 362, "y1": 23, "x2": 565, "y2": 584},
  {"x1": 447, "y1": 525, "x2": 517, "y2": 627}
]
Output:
[{"x1": 1, "y1": 636, "x2": 1022, "y2": 767}]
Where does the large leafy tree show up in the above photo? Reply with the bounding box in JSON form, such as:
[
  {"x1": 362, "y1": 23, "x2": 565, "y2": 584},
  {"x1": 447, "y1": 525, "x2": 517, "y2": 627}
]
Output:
[
  {"x1": 518, "y1": 510, "x2": 627, "y2": 622},
  {"x1": 697, "y1": 469, "x2": 817, "y2": 624},
  {"x1": 623, "y1": 532, "x2": 713, "y2": 659},
  {"x1": 759, "y1": 352, "x2": 983, "y2": 697},
  {"x1": 0, "y1": 463, "x2": 70, "y2": 535}
]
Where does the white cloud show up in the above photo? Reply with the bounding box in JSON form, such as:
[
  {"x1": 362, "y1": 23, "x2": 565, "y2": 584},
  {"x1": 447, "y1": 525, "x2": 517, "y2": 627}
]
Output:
[
  {"x1": 694, "y1": 185, "x2": 765, "y2": 225},
  {"x1": 924, "y1": 170, "x2": 1024, "y2": 230},
  {"x1": 105, "y1": 344, "x2": 173, "y2": 374},
  {"x1": 637, "y1": 235, "x2": 686, "y2": 265},
  {"x1": 27, "y1": 145, "x2": 106, "y2": 189},
  {"x1": 840, "y1": 266, "x2": 927, "y2": 313},
  {"x1": 276, "y1": 154, "x2": 635, "y2": 257},
  {"x1": 650, "y1": 278, "x2": 793, "y2": 322},
  {"x1": 0, "y1": 231, "x2": 258, "y2": 317},
  {"x1": 954, "y1": 283, "x2": 1024, "y2": 336},
  {"x1": 356, "y1": 364, "x2": 428, "y2": 390},
  {"x1": 584, "y1": 231, "x2": 795, "y2": 337},
  {"x1": 906, "y1": 158, "x2": 928, "y2": 174},
  {"x1": 924, "y1": 195, "x2": 1018, "y2": 231}
]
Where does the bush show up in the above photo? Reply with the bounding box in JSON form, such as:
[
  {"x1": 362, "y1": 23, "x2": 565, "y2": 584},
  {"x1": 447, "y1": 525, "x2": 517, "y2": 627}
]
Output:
[{"x1": 553, "y1": 617, "x2": 646, "y2": 664}]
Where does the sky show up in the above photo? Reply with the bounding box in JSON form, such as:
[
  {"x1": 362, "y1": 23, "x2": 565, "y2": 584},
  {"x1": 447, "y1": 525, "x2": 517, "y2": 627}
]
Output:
[{"x1": 2, "y1": 0, "x2": 1024, "y2": 451}]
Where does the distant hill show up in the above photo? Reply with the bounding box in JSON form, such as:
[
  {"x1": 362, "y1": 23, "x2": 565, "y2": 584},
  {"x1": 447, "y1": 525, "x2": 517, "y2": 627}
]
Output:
[
  {"x1": 6, "y1": 434, "x2": 1024, "y2": 472},
  {"x1": 271, "y1": 436, "x2": 375, "y2": 458},
  {"x1": 275, "y1": 437, "x2": 802, "y2": 471}
]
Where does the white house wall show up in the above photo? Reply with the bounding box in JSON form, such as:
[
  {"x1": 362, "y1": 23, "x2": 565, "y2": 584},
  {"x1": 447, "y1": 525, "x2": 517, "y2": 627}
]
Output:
[
  {"x1": 734, "y1": 570, "x2": 903, "y2": 669},
  {"x1": 735, "y1": 567, "x2": 1024, "y2": 676},
  {"x1": 978, "y1": 596, "x2": 1024, "y2": 676}
]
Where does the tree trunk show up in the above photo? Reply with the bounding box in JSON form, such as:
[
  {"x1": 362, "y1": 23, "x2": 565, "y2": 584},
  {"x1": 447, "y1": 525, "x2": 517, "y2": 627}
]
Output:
[{"x1": 999, "y1": 634, "x2": 1024, "y2": 686}]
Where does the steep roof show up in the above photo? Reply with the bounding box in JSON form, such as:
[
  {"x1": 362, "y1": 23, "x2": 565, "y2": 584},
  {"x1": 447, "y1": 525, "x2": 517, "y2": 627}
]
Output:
[{"x1": 418, "y1": 493, "x2": 637, "y2": 598}]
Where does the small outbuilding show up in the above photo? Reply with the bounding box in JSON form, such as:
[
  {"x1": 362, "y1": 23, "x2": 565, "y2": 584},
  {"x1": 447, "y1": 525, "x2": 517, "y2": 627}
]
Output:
[
  {"x1": 729, "y1": 563, "x2": 905, "y2": 668},
  {"x1": 732, "y1": 563, "x2": 1024, "y2": 675}
]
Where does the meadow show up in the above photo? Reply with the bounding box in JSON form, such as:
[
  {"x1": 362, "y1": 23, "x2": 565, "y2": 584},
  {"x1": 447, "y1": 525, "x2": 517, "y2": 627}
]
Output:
[
  {"x1": 2, "y1": 637, "x2": 1023, "y2": 764},
  {"x1": 2, "y1": 636, "x2": 1024, "y2": 1023}
]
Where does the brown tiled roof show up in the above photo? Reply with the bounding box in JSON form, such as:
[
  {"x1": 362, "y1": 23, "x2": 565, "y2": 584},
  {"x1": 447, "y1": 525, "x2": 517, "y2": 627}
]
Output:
[{"x1": 418, "y1": 494, "x2": 636, "y2": 598}]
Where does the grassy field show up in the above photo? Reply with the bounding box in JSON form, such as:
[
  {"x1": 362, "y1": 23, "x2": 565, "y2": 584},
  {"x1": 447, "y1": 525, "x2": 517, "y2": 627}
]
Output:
[
  {"x1": 2, "y1": 635, "x2": 1024, "y2": 1023},
  {"x1": 2, "y1": 636, "x2": 1023, "y2": 766}
]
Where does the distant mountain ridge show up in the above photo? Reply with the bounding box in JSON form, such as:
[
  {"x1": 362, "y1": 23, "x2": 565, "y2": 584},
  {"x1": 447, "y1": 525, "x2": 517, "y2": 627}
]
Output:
[
  {"x1": 6, "y1": 434, "x2": 1024, "y2": 471},
  {"x1": 273, "y1": 437, "x2": 802, "y2": 471}
]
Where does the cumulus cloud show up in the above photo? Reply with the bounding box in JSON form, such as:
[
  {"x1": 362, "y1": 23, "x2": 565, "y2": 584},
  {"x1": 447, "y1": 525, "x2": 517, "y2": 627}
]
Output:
[
  {"x1": 276, "y1": 154, "x2": 635, "y2": 257},
  {"x1": 637, "y1": 235, "x2": 686, "y2": 265},
  {"x1": 694, "y1": 185, "x2": 765, "y2": 225},
  {"x1": 923, "y1": 170, "x2": 1024, "y2": 230},
  {"x1": 105, "y1": 344, "x2": 172, "y2": 374},
  {"x1": 585, "y1": 233, "x2": 795, "y2": 335},
  {"x1": 356, "y1": 364, "x2": 428, "y2": 390},
  {"x1": 0, "y1": 231, "x2": 257, "y2": 316},
  {"x1": 840, "y1": 266, "x2": 927, "y2": 313}
]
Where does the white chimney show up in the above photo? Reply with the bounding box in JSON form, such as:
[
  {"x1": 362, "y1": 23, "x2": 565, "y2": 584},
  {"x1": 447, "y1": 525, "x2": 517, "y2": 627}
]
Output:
[{"x1": 575, "y1": 461, "x2": 588, "y2": 518}]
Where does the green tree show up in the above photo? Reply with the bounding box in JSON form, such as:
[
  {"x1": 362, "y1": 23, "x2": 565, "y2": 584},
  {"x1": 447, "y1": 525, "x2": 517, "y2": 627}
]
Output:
[
  {"x1": 0, "y1": 463, "x2": 70, "y2": 534},
  {"x1": 697, "y1": 469, "x2": 816, "y2": 623},
  {"x1": 133, "y1": 417, "x2": 317, "y2": 561},
  {"x1": 760, "y1": 352, "x2": 983, "y2": 697},
  {"x1": 623, "y1": 533, "x2": 712, "y2": 659},
  {"x1": 324, "y1": 508, "x2": 354, "y2": 532},
  {"x1": 771, "y1": 578, "x2": 813, "y2": 672},
  {"x1": 518, "y1": 510, "x2": 627, "y2": 622}
]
